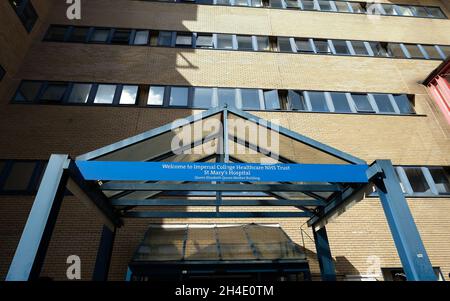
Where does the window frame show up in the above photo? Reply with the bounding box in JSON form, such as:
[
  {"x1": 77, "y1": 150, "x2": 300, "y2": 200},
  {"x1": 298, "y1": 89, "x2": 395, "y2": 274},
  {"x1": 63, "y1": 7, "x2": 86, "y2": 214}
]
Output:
[
  {"x1": 9, "y1": 0, "x2": 38, "y2": 33},
  {"x1": 0, "y1": 160, "x2": 47, "y2": 195}
]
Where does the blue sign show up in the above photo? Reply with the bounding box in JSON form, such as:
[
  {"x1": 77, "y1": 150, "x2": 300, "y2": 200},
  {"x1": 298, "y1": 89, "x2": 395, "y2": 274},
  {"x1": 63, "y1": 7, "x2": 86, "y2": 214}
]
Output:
[{"x1": 76, "y1": 161, "x2": 369, "y2": 183}]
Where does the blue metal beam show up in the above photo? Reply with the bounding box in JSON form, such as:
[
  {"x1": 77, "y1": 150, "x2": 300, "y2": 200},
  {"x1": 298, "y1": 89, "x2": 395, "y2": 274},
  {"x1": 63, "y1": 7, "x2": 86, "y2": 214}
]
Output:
[
  {"x1": 111, "y1": 199, "x2": 326, "y2": 207},
  {"x1": 93, "y1": 225, "x2": 116, "y2": 281},
  {"x1": 372, "y1": 160, "x2": 436, "y2": 281},
  {"x1": 6, "y1": 154, "x2": 70, "y2": 281},
  {"x1": 313, "y1": 226, "x2": 336, "y2": 281},
  {"x1": 100, "y1": 183, "x2": 342, "y2": 192},
  {"x1": 123, "y1": 211, "x2": 313, "y2": 218}
]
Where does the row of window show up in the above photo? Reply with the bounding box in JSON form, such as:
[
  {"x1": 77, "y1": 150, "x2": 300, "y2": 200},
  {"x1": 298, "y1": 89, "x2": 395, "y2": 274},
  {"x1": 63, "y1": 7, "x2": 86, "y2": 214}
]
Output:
[
  {"x1": 0, "y1": 65, "x2": 5, "y2": 81},
  {"x1": 13, "y1": 80, "x2": 417, "y2": 115},
  {"x1": 44, "y1": 25, "x2": 450, "y2": 61},
  {"x1": 140, "y1": 0, "x2": 448, "y2": 19},
  {"x1": 9, "y1": 0, "x2": 38, "y2": 32},
  {"x1": 1, "y1": 160, "x2": 448, "y2": 197}
]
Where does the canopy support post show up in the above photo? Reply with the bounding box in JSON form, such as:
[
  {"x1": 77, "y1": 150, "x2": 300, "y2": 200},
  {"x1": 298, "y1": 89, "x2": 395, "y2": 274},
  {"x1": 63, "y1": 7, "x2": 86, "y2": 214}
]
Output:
[
  {"x1": 93, "y1": 225, "x2": 116, "y2": 281},
  {"x1": 313, "y1": 226, "x2": 336, "y2": 281}
]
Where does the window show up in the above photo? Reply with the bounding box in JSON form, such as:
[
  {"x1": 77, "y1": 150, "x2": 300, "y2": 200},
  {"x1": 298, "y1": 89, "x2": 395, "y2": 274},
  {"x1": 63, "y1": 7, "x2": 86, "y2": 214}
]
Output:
[
  {"x1": 427, "y1": 7, "x2": 446, "y2": 19},
  {"x1": 295, "y1": 38, "x2": 314, "y2": 53},
  {"x1": 278, "y1": 37, "x2": 293, "y2": 52},
  {"x1": 216, "y1": 0, "x2": 231, "y2": 4},
  {"x1": 9, "y1": 0, "x2": 38, "y2": 32},
  {"x1": 301, "y1": 0, "x2": 316, "y2": 10},
  {"x1": 351, "y1": 41, "x2": 369, "y2": 56},
  {"x1": 263, "y1": 90, "x2": 281, "y2": 110},
  {"x1": 90, "y1": 28, "x2": 111, "y2": 43},
  {"x1": 119, "y1": 85, "x2": 138, "y2": 105},
  {"x1": 395, "y1": 6, "x2": 413, "y2": 16},
  {"x1": 348, "y1": 2, "x2": 365, "y2": 13},
  {"x1": 351, "y1": 94, "x2": 374, "y2": 112},
  {"x1": 68, "y1": 27, "x2": 89, "y2": 43},
  {"x1": 332, "y1": 40, "x2": 350, "y2": 55},
  {"x1": 387, "y1": 43, "x2": 406, "y2": 58},
  {"x1": 330, "y1": 92, "x2": 352, "y2": 113},
  {"x1": 148, "y1": 86, "x2": 165, "y2": 106},
  {"x1": 369, "y1": 42, "x2": 390, "y2": 57},
  {"x1": 428, "y1": 167, "x2": 450, "y2": 195},
  {"x1": 240, "y1": 89, "x2": 261, "y2": 110},
  {"x1": 158, "y1": 31, "x2": 173, "y2": 46},
  {"x1": 192, "y1": 88, "x2": 213, "y2": 108},
  {"x1": 317, "y1": 0, "x2": 333, "y2": 11},
  {"x1": 94, "y1": 84, "x2": 117, "y2": 104},
  {"x1": 256, "y1": 37, "x2": 270, "y2": 51},
  {"x1": 421, "y1": 45, "x2": 442, "y2": 60},
  {"x1": 372, "y1": 94, "x2": 395, "y2": 113},
  {"x1": 13, "y1": 81, "x2": 42, "y2": 102},
  {"x1": 410, "y1": 6, "x2": 430, "y2": 18},
  {"x1": 237, "y1": 36, "x2": 254, "y2": 51},
  {"x1": 2, "y1": 162, "x2": 36, "y2": 191},
  {"x1": 133, "y1": 30, "x2": 149, "y2": 45},
  {"x1": 216, "y1": 34, "x2": 234, "y2": 50},
  {"x1": 111, "y1": 29, "x2": 131, "y2": 45},
  {"x1": 314, "y1": 39, "x2": 331, "y2": 54},
  {"x1": 392, "y1": 94, "x2": 414, "y2": 114},
  {"x1": 175, "y1": 33, "x2": 193, "y2": 47},
  {"x1": 235, "y1": 0, "x2": 249, "y2": 6},
  {"x1": 382, "y1": 267, "x2": 443, "y2": 281},
  {"x1": 438, "y1": 46, "x2": 450, "y2": 59},
  {"x1": 307, "y1": 92, "x2": 329, "y2": 112},
  {"x1": 0, "y1": 65, "x2": 5, "y2": 81},
  {"x1": 404, "y1": 44, "x2": 425, "y2": 59},
  {"x1": 40, "y1": 83, "x2": 68, "y2": 102},
  {"x1": 288, "y1": 90, "x2": 307, "y2": 111},
  {"x1": 68, "y1": 84, "x2": 92, "y2": 103},
  {"x1": 270, "y1": 0, "x2": 284, "y2": 8},
  {"x1": 381, "y1": 4, "x2": 396, "y2": 15},
  {"x1": 196, "y1": 34, "x2": 213, "y2": 49},
  {"x1": 169, "y1": 87, "x2": 189, "y2": 106},
  {"x1": 217, "y1": 88, "x2": 236, "y2": 108},
  {"x1": 285, "y1": 0, "x2": 299, "y2": 9},
  {"x1": 251, "y1": 0, "x2": 263, "y2": 7},
  {"x1": 335, "y1": 2, "x2": 350, "y2": 12},
  {"x1": 45, "y1": 26, "x2": 68, "y2": 42},
  {"x1": 403, "y1": 167, "x2": 431, "y2": 193}
]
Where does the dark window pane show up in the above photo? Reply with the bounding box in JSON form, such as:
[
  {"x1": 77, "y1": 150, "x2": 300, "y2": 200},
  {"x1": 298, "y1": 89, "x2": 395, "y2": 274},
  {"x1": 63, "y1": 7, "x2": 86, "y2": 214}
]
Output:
[
  {"x1": 264, "y1": 90, "x2": 280, "y2": 110},
  {"x1": 0, "y1": 65, "x2": 5, "y2": 81},
  {"x1": 392, "y1": 94, "x2": 414, "y2": 114},
  {"x1": 94, "y1": 84, "x2": 116, "y2": 104},
  {"x1": 288, "y1": 90, "x2": 307, "y2": 111},
  {"x1": 421, "y1": 45, "x2": 442, "y2": 59},
  {"x1": 314, "y1": 39, "x2": 332, "y2": 54},
  {"x1": 438, "y1": 46, "x2": 450, "y2": 59},
  {"x1": 372, "y1": 94, "x2": 395, "y2": 113},
  {"x1": 235, "y1": 0, "x2": 249, "y2": 6},
  {"x1": 381, "y1": 4, "x2": 396, "y2": 15},
  {"x1": 404, "y1": 44, "x2": 425, "y2": 59},
  {"x1": 270, "y1": 0, "x2": 284, "y2": 8},
  {"x1": 216, "y1": 34, "x2": 234, "y2": 50},
  {"x1": 308, "y1": 92, "x2": 329, "y2": 112},
  {"x1": 256, "y1": 37, "x2": 270, "y2": 51},
  {"x1": 218, "y1": 88, "x2": 236, "y2": 108},
  {"x1": 301, "y1": 0, "x2": 316, "y2": 10},
  {"x1": 14, "y1": 81, "x2": 42, "y2": 102},
  {"x1": 335, "y1": 2, "x2": 350, "y2": 12},
  {"x1": 251, "y1": 0, "x2": 263, "y2": 7},
  {"x1": 395, "y1": 6, "x2": 413, "y2": 16},
  {"x1": 352, "y1": 94, "x2": 374, "y2": 112},
  {"x1": 19, "y1": 1, "x2": 38, "y2": 32},
  {"x1": 285, "y1": 0, "x2": 299, "y2": 9},
  {"x1": 295, "y1": 38, "x2": 313, "y2": 53},
  {"x1": 349, "y1": 3, "x2": 365, "y2": 13},
  {"x1": 370, "y1": 42, "x2": 390, "y2": 57},
  {"x1": 68, "y1": 27, "x2": 89, "y2": 42},
  {"x1": 351, "y1": 41, "x2": 369, "y2": 56},
  {"x1": 333, "y1": 40, "x2": 350, "y2": 55},
  {"x1": 196, "y1": 34, "x2": 213, "y2": 48},
  {"x1": 193, "y1": 88, "x2": 213, "y2": 108},
  {"x1": 40, "y1": 83, "x2": 68, "y2": 102},
  {"x1": 68, "y1": 83, "x2": 92, "y2": 103},
  {"x1": 428, "y1": 167, "x2": 450, "y2": 194},
  {"x1": 176, "y1": 33, "x2": 193, "y2": 47},
  {"x1": 241, "y1": 89, "x2": 261, "y2": 110},
  {"x1": 427, "y1": 7, "x2": 446, "y2": 19},
  {"x1": 404, "y1": 167, "x2": 431, "y2": 193},
  {"x1": 133, "y1": 30, "x2": 149, "y2": 45},
  {"x1": 3, "y1": 162, "x2": 36, "y2": 191},
  {"x1": 90, "y1": 28, "x2": 110, "y2": 43},
  {"x1": 237, "y1": 36, "x2": 254, "y2": 51},
  {"x1": 330, "y1": 92, "x2": 351, "y2": 113},
  {"x1": 317, "y1": 0, "x2": 332, "y2": 11},
  {"x1": 148, "y1": 86, "x2": 165, "y2": 106},
  {"x1": 410, "y1": 6, "x2": 430, "y2": 17},
  {"x1": 169, "y1": 87, "x2": 189, "y2": 106},
  {"x1": 216, "y1": 0, "x2": 231, "y2": 4},
  {"x1": 158, "y1": 31, "x2": 173, "y2": 46},
  {"x1": 111, "y1": 29, "x2": 131, "y2": 44},
  {"x1": 387, "y1": 43, "x2": 406, "y2": 58},
  {"x1": 119, "y1": 85, "x2": 138, "y2": 105},
  {"x1": 278, "y1": 37, "x2": 292, "y2": 52},
  {"x1": 45, "y1": 26, "x2": 68, "y2": 41}
]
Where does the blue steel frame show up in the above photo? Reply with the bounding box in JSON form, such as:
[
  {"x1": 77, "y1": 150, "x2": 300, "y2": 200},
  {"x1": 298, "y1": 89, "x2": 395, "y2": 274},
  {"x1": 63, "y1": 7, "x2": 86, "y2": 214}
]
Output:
[{"x1": 6, "y1": 107, "x2": 437, "y2": 281}]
